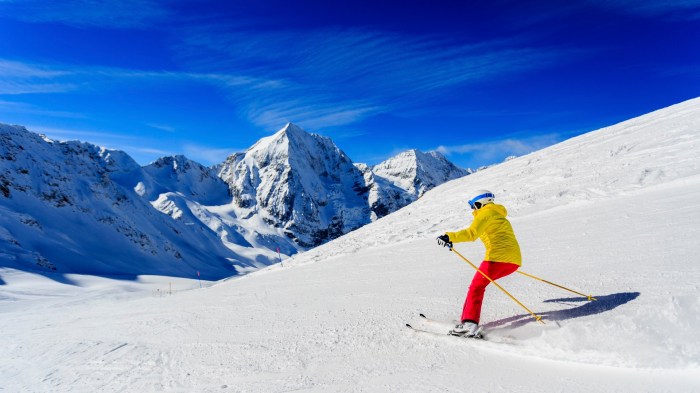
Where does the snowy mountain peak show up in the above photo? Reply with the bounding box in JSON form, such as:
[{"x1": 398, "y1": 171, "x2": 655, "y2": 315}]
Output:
[
  {"x1": 1, "y1": 123, "x2": 140, "y2": 174},
  {"x1": 244, "y1": 123, "x2": 327, "y2": 166},
  {"x1": 278, "y1": 122, "x2": 307, "y2": 138},
  {"x1": 150, "y1": 155, "x2": 195, "y2": 172},
  {"x1": 139, "y1": 155, "x2": 229, "y2": 205},
  {"x1": 268, "y1": 123, "x2": 342, "y2": 163},
  {"x1": 264, "y1": 123, "x2": 304, "y2": 149},
  {"x1": 218, "y1": 123, "x2": 369, "y2": 248},
  {"x1": 373, "y1": 148, "x2": 470, "y2": 197}
]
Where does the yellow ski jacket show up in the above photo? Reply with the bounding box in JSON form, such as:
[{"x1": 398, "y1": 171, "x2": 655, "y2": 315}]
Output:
[{"x1": 446, "y1": 203, "x2": 522, "y2": 266}]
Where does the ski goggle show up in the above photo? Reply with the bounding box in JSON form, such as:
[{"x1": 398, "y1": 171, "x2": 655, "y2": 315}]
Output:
[{"x1": 468, "y1": 192, "x2": 494, "y2": 209}]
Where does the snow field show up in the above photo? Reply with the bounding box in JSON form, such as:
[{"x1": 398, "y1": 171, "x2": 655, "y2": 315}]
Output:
[
  {"x1": 2, "y1": 178, "x2": 698, "y2": 392},
  {"x1": 2, "y1": 98, "x2": 700, "y2": 391}
]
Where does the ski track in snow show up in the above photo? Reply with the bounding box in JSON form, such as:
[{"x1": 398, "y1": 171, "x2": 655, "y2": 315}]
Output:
[{"x1": 2, "y1": 98, "x2": 700, "y2": 392}]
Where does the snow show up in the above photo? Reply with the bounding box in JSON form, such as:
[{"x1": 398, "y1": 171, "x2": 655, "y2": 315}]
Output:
[
  {"x1": 372, "y1": 149, "x2": 470, "y2": 197},
  {"x1": 2, "y1": 97, "x2": 700, "y2": 392}
]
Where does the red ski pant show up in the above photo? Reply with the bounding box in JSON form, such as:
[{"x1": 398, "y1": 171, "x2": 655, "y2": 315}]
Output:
[{"x1": 461, "y1": 261, "x2": 519, "y2": 324}]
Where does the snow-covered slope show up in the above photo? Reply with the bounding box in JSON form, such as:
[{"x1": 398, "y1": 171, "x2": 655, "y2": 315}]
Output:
[
  {"x1": 2, "y1": 97, "x2": 699, "y2": 392},
  {"x1": 0, "y1": 125, "x2": 238, "y2": 279}
]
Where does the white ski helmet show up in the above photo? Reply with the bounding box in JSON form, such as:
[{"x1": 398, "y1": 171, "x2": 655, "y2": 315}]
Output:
[{"x1": 468, "y1": 190, "x2": 495, "y2": 210}]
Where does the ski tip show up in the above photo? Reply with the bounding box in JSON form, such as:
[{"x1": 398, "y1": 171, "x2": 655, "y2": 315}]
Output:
[
  {"x1": 405, "y1": 323, "x2": 413, "y2": 329},
  {"x1": 419, "y1": 313, "x2": 427, "y2": 319}
]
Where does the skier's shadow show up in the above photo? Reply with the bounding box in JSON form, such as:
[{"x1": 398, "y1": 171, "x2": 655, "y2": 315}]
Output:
[{"x1": 482, "y1": 292, "x2": 640, "y2": 330}]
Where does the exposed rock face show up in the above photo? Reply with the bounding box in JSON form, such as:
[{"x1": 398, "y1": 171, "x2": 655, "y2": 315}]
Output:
[{"x1": 217, "y1": 123, "x2": 372, "y2": 247}]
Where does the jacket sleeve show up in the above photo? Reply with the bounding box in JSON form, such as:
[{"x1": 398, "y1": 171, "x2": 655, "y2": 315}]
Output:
[{"x1": 447, "y1": 214, "x2": 488, "y2": 243}]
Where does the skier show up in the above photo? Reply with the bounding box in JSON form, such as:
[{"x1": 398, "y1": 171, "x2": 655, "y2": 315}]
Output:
[{"x1": 437, "y1": 190, "x2": 521, "y2": 337}]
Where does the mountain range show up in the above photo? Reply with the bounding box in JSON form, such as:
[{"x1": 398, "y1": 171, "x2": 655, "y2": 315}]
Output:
[{"x1": 0, "y1": 122, "x2": 469, "y2": 278}]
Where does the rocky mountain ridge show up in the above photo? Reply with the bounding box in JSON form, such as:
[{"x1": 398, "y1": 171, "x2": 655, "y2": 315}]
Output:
[{"x1": 0, "y1": 122, "x2": 469, "y2": 278}]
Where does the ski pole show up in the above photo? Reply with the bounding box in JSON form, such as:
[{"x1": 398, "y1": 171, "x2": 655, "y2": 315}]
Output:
[
  {"x1": 450, "y1": 247, "x2": 545, "y2": 325},
  {"x1": 516, "y1": 271, "x2": 596, "y2": 301}
]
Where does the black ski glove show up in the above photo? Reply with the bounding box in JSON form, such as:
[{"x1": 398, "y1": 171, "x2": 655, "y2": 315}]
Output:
[{"x1": 437, "y1": 234, "x2": 452, "y2": 248}]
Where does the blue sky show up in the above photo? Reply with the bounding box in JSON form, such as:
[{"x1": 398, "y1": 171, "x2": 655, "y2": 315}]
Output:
[{"x1": 1, "y1": 1, "x2": 699, "y2": 169}]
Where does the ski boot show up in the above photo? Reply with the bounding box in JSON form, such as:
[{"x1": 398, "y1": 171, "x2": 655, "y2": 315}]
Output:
[{"x1": 450, "y1": 321, "x2": 483, "y2": 338}]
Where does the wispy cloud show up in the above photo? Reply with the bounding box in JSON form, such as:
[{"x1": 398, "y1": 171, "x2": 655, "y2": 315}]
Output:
[
  {"x1": 245, "y1": 98, "x2": 383, "y2": 130},
  {"x1": 0, "y1": 81, "x2": 81, "y2": 95},
  {"x1": 0, "y1": 0, "x2": 171, "y2": 28},
  {"x1": 24, "y1": 124, "x2": 180, "y2": 164},
  {"x1": 0, "y1": 57, "x2": 283, "y2": 97},
  {"x1": 1, "y1": 24, "x2": 571, "y2": 134},
  {"x1": 176, "y1": 27, "x2": 572, "y2": 129},
  {"x1": 0, "y1": 59, "x2": 80, "y2": 95},
  {"x1": 24, "y1": 125, "x2": 142, "y2": 143},
  {"x1": 0, "y1": 59, "x2": 71, "y2": 78},
  {"x1": 146, "y1": 123, "x2": 176, "y2": 133},
  {"x1": 128, "y1": 146, "x2": 173, "y2": 157},
  {"x1": 436, "y1": 133, "x2": 564, "y2": 167},
  {"x1": 0, "y1": 99, "x2": 86, "y2": 118},
  {"x1": 183, "y1": 143, "x2": 241, "y2": 165}
]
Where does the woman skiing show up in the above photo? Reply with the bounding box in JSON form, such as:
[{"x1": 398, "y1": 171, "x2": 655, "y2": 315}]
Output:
[{"x1": 437, "y1": 190, "x2": 521, "y2": 337}]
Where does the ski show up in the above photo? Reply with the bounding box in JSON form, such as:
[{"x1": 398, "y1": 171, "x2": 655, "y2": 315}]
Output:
[
  {"x1": 405, "y1": 323, "x2": 451, "y2": 337},
  {"x1": 415, "y1": 313, "x2": 485, "y2": 339},
  {"x1": 419, "y1": 313, "x2": 457, "y2": 327},
  {"x1": 406, "y1": 323, "x2": 484, "y2": 340},
  {"x1": 415, "y1": 313, "x2": 521, "y2": 344}
]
